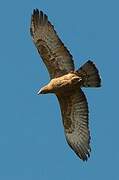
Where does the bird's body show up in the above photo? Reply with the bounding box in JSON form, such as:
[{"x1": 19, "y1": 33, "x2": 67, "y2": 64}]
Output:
[
  {"x1": 39, "y1": 72, "x2": 82, "y2": 94},
  {"x1": 30, "y1": 9, "x2": 101, "y2": 161}
]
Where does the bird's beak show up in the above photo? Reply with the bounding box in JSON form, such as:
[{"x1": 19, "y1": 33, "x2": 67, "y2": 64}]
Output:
[
  {"x1": 37, "y1": 86, "x2": 48, "y2": 94},
  {"x1": 37, "y1": 88, "x2": 43, "y2": 95}
]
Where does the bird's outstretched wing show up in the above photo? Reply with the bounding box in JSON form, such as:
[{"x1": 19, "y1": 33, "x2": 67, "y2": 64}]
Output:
[
  {"x1": 30, "y1": 9, "x2": 74, "y2": 79},
  {"x1": 57, "y1": 89, "x2": 91, "y2": 161}
]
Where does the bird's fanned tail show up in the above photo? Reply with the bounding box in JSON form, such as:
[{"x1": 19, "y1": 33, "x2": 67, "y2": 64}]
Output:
[{"x1": 76, "y1": 60, "x2": 101, "y2": 87}]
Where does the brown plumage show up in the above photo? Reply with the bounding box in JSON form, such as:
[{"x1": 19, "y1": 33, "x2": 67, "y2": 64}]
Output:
[{"x1": 30, "y1": 9, "x2": 101, "y2": 161}]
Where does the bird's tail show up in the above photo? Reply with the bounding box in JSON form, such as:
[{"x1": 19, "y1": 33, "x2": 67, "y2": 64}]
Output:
[{"x1": 76, "y1": 60, "x2": 101, "y2": 87}]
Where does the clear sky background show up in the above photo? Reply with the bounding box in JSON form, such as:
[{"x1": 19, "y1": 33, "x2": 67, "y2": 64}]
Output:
[{"x1": 0, "y1": 0, "x2": 119, "y2": 179}]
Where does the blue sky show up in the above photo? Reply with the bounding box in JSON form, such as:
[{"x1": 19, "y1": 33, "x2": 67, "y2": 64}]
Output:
[{"x1": 0, "y1": 0, "x2": 119, "y2": 179}]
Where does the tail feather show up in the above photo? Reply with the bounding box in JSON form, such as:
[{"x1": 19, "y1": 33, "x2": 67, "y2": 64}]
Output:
[{"x1": 76, "y1": 60, "x2": 101, "y2": 87}]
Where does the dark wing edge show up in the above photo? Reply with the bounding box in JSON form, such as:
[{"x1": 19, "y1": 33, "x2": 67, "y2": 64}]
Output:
[
  {"x1": 56, "y1": 89, "x2": 91, "y2": 161},
  {"x1": 30, "y1": 9, "x2": 74, "y2": 79}
]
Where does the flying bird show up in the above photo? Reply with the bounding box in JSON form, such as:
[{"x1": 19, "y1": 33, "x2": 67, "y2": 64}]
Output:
[{"x1": 30, "y1": 9, "x2": 101, "y2": 161}]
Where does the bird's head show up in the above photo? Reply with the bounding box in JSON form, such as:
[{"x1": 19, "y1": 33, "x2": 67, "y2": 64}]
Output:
[{"x1": 37, "y1": 84, "x2": 53, "y2": 95}]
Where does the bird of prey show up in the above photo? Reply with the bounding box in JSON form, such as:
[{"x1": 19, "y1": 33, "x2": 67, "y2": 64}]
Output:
[{"x1": 30, "y1": 9, "x2": 101, "y2": 161}]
